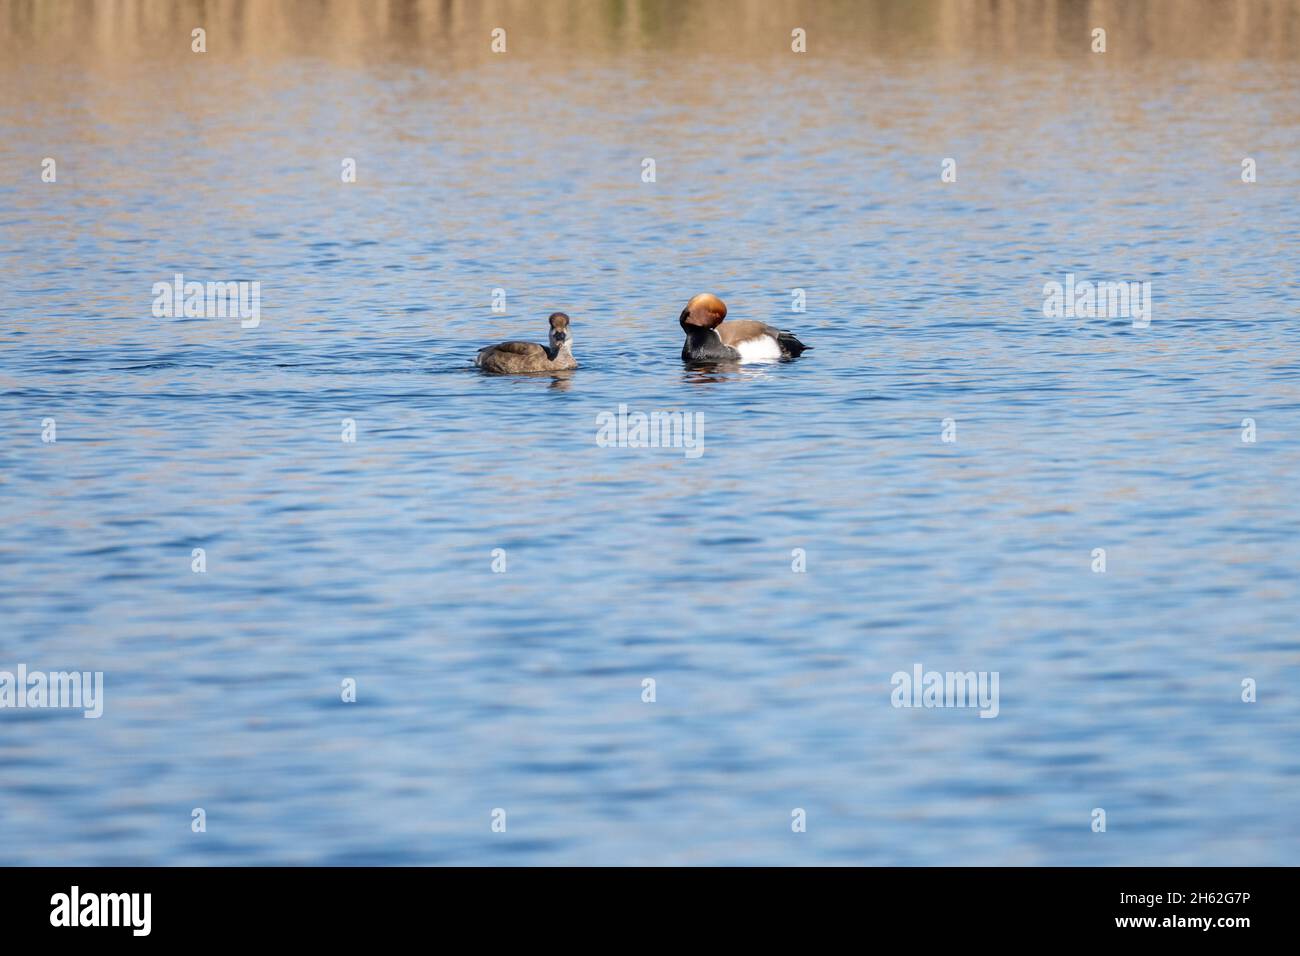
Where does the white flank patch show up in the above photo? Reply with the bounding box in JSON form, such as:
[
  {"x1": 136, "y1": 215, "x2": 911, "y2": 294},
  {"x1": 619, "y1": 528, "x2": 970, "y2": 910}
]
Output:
[{"x1": 734, "y1": 335, "x2": 782, "y2": 363}]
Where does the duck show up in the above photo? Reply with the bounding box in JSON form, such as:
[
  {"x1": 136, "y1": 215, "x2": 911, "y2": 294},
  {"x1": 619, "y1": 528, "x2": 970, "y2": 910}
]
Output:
[
  {"x1": 475, "y1": 312, "x2": 577, "y2": 373},
  {"x1": 678, "y1": 294, "x2": 809, "y2": 364}
]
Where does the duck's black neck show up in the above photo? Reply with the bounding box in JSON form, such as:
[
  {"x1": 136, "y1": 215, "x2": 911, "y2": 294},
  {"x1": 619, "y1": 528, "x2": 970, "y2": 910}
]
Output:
[{"x1": 683, "y1": 326, "x2": 735, "y2": 362}]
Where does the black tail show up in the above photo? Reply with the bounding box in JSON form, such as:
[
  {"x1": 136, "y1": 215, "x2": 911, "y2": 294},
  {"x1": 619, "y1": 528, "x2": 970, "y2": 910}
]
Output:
[{"x1": 777, "y1": 331, "x2": 810, "y2": 358}]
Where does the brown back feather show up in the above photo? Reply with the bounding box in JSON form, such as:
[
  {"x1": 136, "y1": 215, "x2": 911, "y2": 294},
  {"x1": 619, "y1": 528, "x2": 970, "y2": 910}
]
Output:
[
  {"x1": 488, "y1": 342, "x2": 546, "y2": 357},
  {"x1": 716, "y1": 320, "x2": 779, "y2": 347}
]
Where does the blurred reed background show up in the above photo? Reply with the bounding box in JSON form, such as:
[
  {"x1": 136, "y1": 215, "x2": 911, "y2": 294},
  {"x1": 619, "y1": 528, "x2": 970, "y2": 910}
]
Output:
[{"x1": 2, "y1": 0, "x2": 1299, "y2": 64}]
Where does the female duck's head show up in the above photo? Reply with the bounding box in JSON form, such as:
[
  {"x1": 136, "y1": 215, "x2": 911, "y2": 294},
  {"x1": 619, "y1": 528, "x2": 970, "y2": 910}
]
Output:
[{"x1": 549, "y1": 312, "x2": 572, "y2": 352}]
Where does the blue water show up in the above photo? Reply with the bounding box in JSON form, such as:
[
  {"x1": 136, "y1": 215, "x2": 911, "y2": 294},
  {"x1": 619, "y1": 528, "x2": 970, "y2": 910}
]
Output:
[{"x1": 2, "y1": 41, "x2": 1299, "y2": 864}]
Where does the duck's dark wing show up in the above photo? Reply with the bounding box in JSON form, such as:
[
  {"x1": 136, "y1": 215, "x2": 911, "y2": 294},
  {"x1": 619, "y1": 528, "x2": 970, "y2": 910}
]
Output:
[{"x1": 775, "y1": 331, "x2": 810, "y2": 357}]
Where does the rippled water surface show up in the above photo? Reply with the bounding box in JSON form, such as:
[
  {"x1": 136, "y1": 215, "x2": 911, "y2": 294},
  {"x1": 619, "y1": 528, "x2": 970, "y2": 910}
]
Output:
[{"x1": 2, "y1": 1, "x2": 1299, "y2": 865}]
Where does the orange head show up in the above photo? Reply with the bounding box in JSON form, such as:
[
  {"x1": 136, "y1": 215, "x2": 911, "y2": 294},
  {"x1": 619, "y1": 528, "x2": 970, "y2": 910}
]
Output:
[{"x1": 678, "y1": 294, "x2": 727, "y2": 331}]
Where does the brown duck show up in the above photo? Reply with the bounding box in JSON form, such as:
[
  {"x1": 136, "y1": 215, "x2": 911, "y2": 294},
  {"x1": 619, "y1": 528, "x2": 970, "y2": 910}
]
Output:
[{"x1": 475, "y1": 312, "x2": 577, "y2": 373}]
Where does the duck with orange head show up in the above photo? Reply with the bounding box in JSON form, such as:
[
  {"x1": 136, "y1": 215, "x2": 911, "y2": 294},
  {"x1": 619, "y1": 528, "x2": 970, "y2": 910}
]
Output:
[{"x1": 678, "y1": 294, "x2": 809, "y2": 364}]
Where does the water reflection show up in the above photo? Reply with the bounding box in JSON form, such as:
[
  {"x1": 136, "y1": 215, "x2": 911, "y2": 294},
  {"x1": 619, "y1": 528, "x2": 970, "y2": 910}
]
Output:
[{"x1": 681, "y1": 364, "x2": 781, "y2": 385}]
